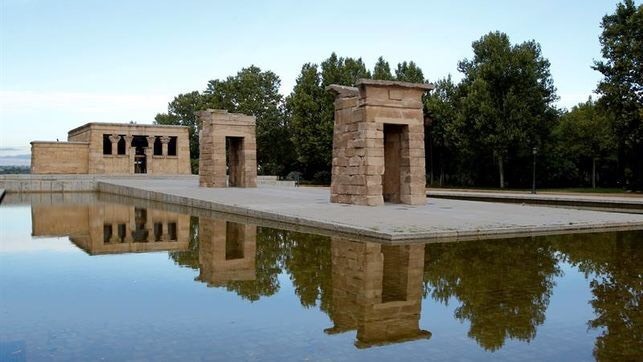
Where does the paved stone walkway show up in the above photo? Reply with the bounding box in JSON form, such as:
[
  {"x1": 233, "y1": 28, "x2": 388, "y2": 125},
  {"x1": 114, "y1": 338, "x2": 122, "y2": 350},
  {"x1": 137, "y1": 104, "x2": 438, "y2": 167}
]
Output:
[{"x1": 97, "y1": 177, "x2": 643, "y2": 242}]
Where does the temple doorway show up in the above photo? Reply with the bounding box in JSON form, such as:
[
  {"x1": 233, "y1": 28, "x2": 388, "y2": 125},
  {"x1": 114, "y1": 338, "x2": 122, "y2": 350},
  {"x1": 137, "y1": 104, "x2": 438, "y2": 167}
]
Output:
[
  {"x1": 132, "y1": 136, "x2": 148, "y2": 174},
  {"x1": 226, "y1": 137, "x2": 244, "y2": 187},
  {"x1": 383, "y1": 124, "x2": 405, "y2": 203}
]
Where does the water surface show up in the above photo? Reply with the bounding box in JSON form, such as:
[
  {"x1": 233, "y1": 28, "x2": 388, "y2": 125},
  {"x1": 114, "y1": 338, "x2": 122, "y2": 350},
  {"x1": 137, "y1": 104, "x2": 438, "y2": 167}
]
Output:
[{"x1": 0, "y1": 193, "x2": 641, "y2": 361}]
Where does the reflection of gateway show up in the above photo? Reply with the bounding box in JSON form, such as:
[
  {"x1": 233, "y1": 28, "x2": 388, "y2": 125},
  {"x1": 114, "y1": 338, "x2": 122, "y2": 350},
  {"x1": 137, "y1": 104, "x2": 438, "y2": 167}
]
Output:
[
  {"x1": 197, "y1": 218, "x2": 257, "y2": 285},
  {"x1": 326, "y1": 238, "x2": 431, "y2": 348},
  {"x1": 31, "y1": 203, "x2": 189, "y2": 255}
]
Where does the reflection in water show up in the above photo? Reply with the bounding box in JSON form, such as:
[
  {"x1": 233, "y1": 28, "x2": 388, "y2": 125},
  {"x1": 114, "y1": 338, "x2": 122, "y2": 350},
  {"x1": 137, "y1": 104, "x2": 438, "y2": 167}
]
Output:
[
  {"x1": 23, "y1": 196, "x2": 643, "y2": 357},
  {"x1": 197, "y1": 218, "x2": 257, "y2": 285},
  {"x1": 551, "y1": 232, "x2": 643, "y2": 362},
  {"x1": 423, "y1": 237, "x2": 561, "y2": 351},
  {"x1": 325, "y1": 238, "x2": 430, "y2": 348},
  {"x1": 31, "y1": 202, "x2": 189, "y2": 255}
]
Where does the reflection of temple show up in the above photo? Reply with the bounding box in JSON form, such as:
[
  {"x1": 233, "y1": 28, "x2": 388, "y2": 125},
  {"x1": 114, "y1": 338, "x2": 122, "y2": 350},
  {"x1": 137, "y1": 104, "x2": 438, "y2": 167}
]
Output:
[
  {"x1": 197, "y1": 217, "x2": 256, "y2": 285},
  {"x1": 326, "y1": 238, "x2": 430, "y2": 348},
  {"x1": 31, "y1": 203, "x2": 189, "y2": 255}
]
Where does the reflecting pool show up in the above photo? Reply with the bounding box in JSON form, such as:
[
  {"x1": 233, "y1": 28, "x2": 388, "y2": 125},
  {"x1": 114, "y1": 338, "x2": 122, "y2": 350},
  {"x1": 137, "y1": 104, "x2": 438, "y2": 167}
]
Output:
[{"x1": 0, "y1": 193, "x2": 641, "y2": 361}]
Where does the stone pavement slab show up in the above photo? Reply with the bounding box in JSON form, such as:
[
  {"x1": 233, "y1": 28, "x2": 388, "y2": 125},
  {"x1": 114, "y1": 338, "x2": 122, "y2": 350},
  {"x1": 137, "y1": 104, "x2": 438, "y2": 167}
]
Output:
[{"x1": 97, "y1": 177, "x2": 643, "y2": 242}]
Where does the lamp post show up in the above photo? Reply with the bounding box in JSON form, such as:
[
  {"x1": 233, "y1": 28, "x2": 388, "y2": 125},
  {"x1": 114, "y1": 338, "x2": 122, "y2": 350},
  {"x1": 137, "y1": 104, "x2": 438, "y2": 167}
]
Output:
[{"x1": 532, "y1": 147, "x2": 538, "y2": 194}]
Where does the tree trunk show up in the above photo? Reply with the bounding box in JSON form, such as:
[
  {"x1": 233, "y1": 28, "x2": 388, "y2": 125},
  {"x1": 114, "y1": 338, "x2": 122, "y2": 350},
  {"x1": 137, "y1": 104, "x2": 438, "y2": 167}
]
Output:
[
  {"x1": 592, "y1": 158, "x2": 597, "y2": 189},
  {"x1": 498, "y1": 155, "x2": 505, "y2": 189}
]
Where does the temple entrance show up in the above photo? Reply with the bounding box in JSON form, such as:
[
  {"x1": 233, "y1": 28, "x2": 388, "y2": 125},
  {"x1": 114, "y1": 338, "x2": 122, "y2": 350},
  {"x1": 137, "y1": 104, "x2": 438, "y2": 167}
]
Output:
[
  {"x1": 226, "y1": 137, "x2": 244, "y2": 187},
  {"x1": 383, "y1": 124, "x2": 405, "y2": 203},
  {"x1": 132, "y1": 136, "x2": 148, "y2": 174}
]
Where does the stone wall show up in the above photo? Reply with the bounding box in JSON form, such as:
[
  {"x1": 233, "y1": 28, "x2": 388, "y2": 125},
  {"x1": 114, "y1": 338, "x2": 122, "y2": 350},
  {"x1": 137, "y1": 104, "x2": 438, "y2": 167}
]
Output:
[
  {"x1": 328, "y1": 79, "x2": 432, "y2": 206},
  {"x1": 198, "y1": 109, "x2": 257, "y2": 188},
  {"x1": 67, "y1": 123, "x2": 191, "y2": 175},
  {"x1": 30, "y1": 141, "x2": 89, "y2": 174}
]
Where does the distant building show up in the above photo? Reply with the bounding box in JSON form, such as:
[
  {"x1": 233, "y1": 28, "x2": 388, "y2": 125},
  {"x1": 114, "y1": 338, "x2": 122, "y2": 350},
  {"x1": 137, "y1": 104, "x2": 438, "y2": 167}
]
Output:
[{"x1": 30, "y1": 122, "x2": 191, "y2": 175}]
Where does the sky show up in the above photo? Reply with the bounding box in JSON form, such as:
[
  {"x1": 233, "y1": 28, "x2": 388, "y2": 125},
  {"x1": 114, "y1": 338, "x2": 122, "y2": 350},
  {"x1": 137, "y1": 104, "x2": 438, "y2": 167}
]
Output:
[{"x1": 0, "y1": 0, "x2": 629, "y2": 161}]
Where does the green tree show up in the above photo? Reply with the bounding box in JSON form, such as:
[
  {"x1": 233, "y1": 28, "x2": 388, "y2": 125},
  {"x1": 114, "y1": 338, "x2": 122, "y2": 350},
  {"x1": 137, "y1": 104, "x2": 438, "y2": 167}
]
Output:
[
  {"x1": 155, "y1": 91, "x2": 207, "y2": 169},
  {"x1": 555, "y1": 98, "x2": 616, "y2": 188},
  {"x1": 204, "y1": 66, "x2": 294, "y2": 175},
  {"x1": 425, "y1": 75, "x2": 462, "y2": 185},
  {"x1": 373, "y1": 56, "x2": 394, "y2": 80},
  {"x1": 395, "y1": 61, "x2": 425, "y2": 83},
  {"x1": 287, "y1": 53, "x2": 371, "y2": 181},
  {"x1": 456, "y1": 32, "x2": 557, "y2": 188},
  {"x1": 286, "y1": 64, "x2": 326, "y2": 176},
  {"x1": 593, "y1": 0, "x2": 643, "y2": 190}
]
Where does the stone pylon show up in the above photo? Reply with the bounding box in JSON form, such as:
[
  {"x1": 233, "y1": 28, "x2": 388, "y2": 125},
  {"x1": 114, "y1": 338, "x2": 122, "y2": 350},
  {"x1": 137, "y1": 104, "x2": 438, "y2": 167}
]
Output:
[{"x1": 327, "y1": 79, "x2": 433, "y2": 206}]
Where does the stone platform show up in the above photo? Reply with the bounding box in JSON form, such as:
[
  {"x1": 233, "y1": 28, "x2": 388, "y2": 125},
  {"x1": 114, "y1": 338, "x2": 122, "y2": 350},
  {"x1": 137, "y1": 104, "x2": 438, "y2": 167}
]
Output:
[{"x1": 96, "y1": 177, "x2": 643, "y2": 242}]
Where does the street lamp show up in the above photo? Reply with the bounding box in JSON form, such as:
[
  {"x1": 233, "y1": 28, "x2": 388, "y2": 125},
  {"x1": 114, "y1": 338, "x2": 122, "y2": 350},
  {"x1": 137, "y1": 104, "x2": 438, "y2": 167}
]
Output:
[{"x1": 532, "y1": 147, "x2": 538, "y2": 194}]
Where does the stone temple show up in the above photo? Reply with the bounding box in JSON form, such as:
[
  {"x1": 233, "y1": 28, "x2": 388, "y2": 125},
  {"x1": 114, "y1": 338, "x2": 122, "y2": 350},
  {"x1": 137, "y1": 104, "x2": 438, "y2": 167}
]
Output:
[
  {"x1": 30, "y1": 122, "x2": 191, "y2": 175},
  {"x1": 327, "y1": 79, "x2": 433, "y2": 206}
]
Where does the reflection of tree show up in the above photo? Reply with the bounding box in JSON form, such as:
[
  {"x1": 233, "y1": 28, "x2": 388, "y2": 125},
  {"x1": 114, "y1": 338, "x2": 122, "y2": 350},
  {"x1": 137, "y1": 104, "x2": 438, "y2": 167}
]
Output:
[
  {"x1": 169, "y1": 219, "x2": 284, "y2": 302},
  {"x1": 282, "y1": 232, "x2": 332, "y2": 312},
  {"x1": 223, "y1": 227, "x2": 284, "y2": 301},
  {"x1": 423, "y1": 237, "x2": 560, "y2": 351},
  {"x1": 552, "y1": 231, "x2": 643, "y2": 362}
]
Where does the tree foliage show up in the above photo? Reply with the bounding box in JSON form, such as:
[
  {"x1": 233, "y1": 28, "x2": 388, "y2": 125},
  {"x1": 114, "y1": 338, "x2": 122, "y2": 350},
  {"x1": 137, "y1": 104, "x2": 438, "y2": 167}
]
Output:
[
  {"x1": 553, "y1": 98, "x2": 617, "y2": 187},
  {"x1": 452, "y1": 31, "x2": 557, "y2": 188},
  {"x1": 155, "y1": 91, "x2": 206, "y2": 163},
  {"x1": 155, "y1": 66, "x2": 293, "y2": 175},
  {"x1": 203, "y1": 66, "x2": 294, "y2": 175},
  {"x1": 593, "y1": 0, "x2": 643, "y2": 190},
  {"x1": 373, "y1": 56, "x2": 394, "y2": 80}
]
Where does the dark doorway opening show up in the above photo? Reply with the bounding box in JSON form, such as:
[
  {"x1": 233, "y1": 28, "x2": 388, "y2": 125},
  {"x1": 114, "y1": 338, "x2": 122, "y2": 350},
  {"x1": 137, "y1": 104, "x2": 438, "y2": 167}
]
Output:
[
  {"x1": 383, "y1": 124, "x2": 405, "y2": 203},
  {"x1": 225, "y1": 222, "x2": 244, "y2": 260},
  {"x1": 226, "y1": 137, "x2": 244, "y2": 187},
  {"x1": 381, "y1": 245, "x2": 409, "y2": 303},
  {"x1": 132, "y1": 136, "x2": 148, "y2": 174}
]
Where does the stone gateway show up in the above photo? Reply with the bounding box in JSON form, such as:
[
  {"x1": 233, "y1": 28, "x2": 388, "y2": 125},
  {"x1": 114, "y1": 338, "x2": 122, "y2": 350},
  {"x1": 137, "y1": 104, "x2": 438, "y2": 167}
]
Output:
[
  {"x1": 327, "y1": 79, "x2": 433, "y2": 206},
  {"x1": 197, "y1": 109, "x2": 257, "y2": 188}
]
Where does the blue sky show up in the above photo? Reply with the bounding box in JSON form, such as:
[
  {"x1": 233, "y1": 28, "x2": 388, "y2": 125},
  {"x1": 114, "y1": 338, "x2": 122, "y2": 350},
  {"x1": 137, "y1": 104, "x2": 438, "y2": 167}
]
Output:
[{"x1": 0, "y1": 0, "x2": 627, "y2": 155}]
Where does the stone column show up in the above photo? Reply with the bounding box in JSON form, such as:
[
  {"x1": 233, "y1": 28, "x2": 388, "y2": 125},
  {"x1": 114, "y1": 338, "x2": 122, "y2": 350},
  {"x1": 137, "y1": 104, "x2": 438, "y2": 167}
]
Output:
[
  {"x1": 146, "y1": 136, "x2": 156, "y2": 174},
  {"x1": 108, "y1": 135, "x2": 121, "y2": 155},
  {"x1": 160, "y1": 136, "x2": 171, "y2": 157},
  {"x1": 122, "y1": 135, "x2": 134, "y2": 174},
  {"x1": 123, "y1": 135, "x2": 134, "y2": 155}
]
